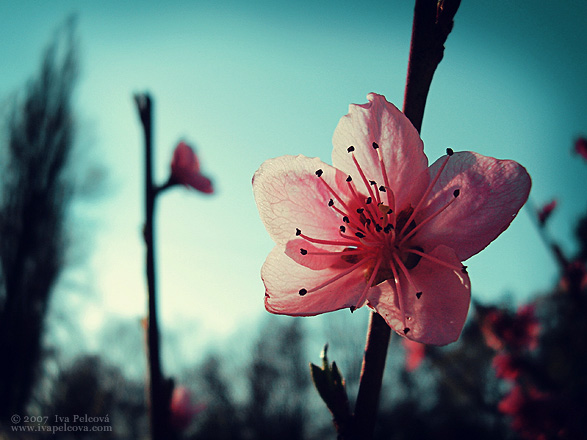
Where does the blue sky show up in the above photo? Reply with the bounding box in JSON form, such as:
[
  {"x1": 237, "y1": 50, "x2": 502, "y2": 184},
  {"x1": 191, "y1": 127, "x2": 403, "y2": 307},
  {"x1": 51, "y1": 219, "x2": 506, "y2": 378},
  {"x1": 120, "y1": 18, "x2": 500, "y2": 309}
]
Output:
[{"x1": 1, "y1": 1, "x2": 586, "y2": 355}]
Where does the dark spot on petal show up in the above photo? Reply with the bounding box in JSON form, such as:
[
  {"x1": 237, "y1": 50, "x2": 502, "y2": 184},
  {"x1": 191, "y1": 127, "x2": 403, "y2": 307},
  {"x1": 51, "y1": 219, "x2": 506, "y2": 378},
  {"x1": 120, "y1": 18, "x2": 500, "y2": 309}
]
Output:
[{"x1": 404, "y1": 246, "x2": 424, "y2": 270}]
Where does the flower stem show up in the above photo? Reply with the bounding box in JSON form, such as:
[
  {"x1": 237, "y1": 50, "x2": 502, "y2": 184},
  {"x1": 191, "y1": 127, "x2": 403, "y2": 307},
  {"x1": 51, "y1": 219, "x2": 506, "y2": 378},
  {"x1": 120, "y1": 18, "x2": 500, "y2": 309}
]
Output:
[
  {"x1": 135, "y1": 93, "x2": 169, "y2": 440},
  {"x1": 352, "y1": 312, "x2": 391, "y2": 439}
]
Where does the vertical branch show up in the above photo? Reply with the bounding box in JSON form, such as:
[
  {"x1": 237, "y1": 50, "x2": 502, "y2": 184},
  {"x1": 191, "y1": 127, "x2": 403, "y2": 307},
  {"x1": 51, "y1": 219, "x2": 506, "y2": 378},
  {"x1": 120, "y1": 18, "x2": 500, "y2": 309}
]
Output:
[
  {"x1": 135, "y1": 93, "x2": 166, "y2": 440},
  {"x1": 403, "y1": 0, "x2": 461, "y2": 132}
]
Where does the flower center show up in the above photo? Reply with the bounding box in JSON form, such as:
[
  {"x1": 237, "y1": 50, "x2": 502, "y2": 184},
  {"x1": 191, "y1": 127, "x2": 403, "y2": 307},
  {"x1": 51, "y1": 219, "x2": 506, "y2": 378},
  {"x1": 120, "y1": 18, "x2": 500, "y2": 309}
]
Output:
[{"x1": 294, "y1": 143, "x2": 466, "y2": 316}]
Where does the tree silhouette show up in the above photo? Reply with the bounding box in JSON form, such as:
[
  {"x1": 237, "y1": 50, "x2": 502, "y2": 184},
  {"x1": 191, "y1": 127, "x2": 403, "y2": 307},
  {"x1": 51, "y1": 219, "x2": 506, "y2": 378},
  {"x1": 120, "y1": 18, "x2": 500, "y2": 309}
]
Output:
[{"x1": 0, "y1": 18, "x2": 79, "y2": 421}]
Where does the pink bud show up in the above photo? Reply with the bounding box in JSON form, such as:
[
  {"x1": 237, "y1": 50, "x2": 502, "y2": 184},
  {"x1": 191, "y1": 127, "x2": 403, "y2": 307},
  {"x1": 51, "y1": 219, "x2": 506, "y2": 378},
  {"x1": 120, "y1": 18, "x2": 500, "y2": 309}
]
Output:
[
  {"x1": 170, "y1": 141, "x2": 213, "y2": 194},
  {"x1": 574, "y1": 137, "x2": 587, "y2": 161},
  {"x1": 169, "y1": 386, "x2": 204, "y2": 432},
  {"x1": 537, "y1": 199, "x2": 556, "y2": 226}
]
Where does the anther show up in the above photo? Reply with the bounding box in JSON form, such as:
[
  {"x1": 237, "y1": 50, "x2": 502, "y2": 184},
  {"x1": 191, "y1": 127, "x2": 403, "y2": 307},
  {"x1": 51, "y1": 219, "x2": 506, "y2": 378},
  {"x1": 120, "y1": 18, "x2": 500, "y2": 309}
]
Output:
[
  {"x1": 295, "y1": 228, "x2": 301, "y2": 236},
  {"x1": 370, "y1": 180, "x2": 377, "y2": 185},
  {"x1": 416, "y1": 291, "x2": 422, "y2": 299},
  {"x1": 372, "y1": 142, "x2": 379, "y2": 149},
  {"x1": 339, "y1": 225, "x2": 346, "y2": 233},
  {"x1": 366, "y1": 197, "x2": 372, "y2": 204},
  {"x1": 347, "y1": 146, "x2": 355, "y2": 152},
  {"x1": 453, "y1": 189, "x2": 460, "y2": 198},
  {"x1": 355, "y1": 232, "x2": 365, "y2": 238},
  {"x1": 446, "y1": 148, "x2": 454, "y2": 156},
  {"x1": 299, "y1": 288, "x2": 307, "y2": 296},
  {"x1": 403, "y1": 327, "x2": 410, "y2": 335},
  {"x1": 328, "y1": 199, "x2": 334, "y2": 206},
  {"x1": 342, "y1": 216, "x2": 349, "y2": 223},
  {"x1": 346, "y1": 175, "x2": 352, "y2": 182},
  {"x1": 379, "y1": 186, "x2": 386, "y2": 192},
  {"x1": 300, "y1": 249, "x2": 308, "y2": 255},
  {"x1": 383, "y1": 224, "x2": 394, "y2": 233},
  {"x1": 461, "y1": 265, "x2": 468, "y2": 274},
  {"x1": 375, "y1": 224, "x2": 383, "y2": 232},
  {"x1": 315, "y1": 169, "x2": 323, "y2": 177},
  {"x1": 357, "y1": 208, "x2": 364, "y2": 214},
  {"x1": 350, "y1": 306, "x2": 356, "y2": 313}
]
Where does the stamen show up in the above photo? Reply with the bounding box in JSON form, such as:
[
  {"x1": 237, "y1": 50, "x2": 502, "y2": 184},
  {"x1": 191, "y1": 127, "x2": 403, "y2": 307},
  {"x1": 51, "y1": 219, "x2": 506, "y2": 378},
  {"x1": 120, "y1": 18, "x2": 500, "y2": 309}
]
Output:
[
  {"x1": 400, "y1": 154, "x2": 453, "y2": 239},
  {"x1": 405, "y1": 248, "x2": 464, "y2": 272},
  {"x1": 300, "y1": 248, "x2": 308, "y2": 255},
  {"x1": 350, "y1": 151, "x2": 378, "y2": 203},
  {"x1": 398, "y1": 190, "x2": 460, "y2": 245},
  {"x1": 303, "y1": 258, "x2": 371, "y2": 294},
  {"x1": 353, "y1": 258, "x2": 382, "y2": 310},
  {"x1": 299, "y1": 288, "x2": 307, "y2": 296},
  {"x1": 297, "y1": 230, "x2": 359, "y2": 247},
  {"x1": 416, "y1": 291, "x2": 422, "y2": 299},
  {"x1": 315, "y1": 169, "x2": 323, "y2": 177}
]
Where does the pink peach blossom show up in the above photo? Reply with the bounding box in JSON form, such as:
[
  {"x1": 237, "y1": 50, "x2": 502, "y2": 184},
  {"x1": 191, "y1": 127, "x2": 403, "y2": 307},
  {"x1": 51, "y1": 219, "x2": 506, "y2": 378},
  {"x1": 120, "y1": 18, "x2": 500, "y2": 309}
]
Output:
[
  {"x1": 169, "y1": 386, "x2": 204, "y2": 432},
  {"x1": 170, "y1": 141, "x2": 213, "y2": 193},
  {"x1": 253, "y1": 93, "x2": 531, "y2": 345}
]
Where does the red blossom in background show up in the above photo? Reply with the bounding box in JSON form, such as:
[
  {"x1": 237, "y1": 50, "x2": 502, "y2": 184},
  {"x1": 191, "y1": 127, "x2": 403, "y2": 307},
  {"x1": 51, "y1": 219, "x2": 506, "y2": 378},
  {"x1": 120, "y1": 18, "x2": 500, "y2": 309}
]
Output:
[
  {"x1": 169, "y1": 141, "x2": 213, "y2": 193},
  {"x1": 574, "y1": 137, "x2": 587, "y2": 161},
  {"x1": 480, "y1": 304, "x2": 540, "y2": 352},
  {"x1": 253, "y1": 93, "x2": 531, "y2": 345},
  {"x1": 498, "y1": 385, "x2": 566, "y2": 440},
  {"x1": 537, "y1": 199, "x2": 557, "y2": 227},
  {"x1": 402, "y1": 339, "x2": 426, "y2": 371},
  {"x1": 169, "y1": 386, "x2": 205, "y2": 432}
]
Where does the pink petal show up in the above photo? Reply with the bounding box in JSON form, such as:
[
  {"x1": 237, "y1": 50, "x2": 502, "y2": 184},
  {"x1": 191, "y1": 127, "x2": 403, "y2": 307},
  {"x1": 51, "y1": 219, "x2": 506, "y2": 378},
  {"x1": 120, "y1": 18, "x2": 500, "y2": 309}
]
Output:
[
  {"x1": 415, "y1": 151, "x2": 531, "y2": 261},
  {"x1": 332, "y1": 93, "x2": 428, "y2": 207},
  {"x1": 262, "y1": 246, "x2": 373, "y2": 315},
  {"x1": 253, "y1": 155, "x2": 354, "y2": 246},
  {"x1": 185, "y1": 172, "x2": 214, "y2": 194},
  {"x1": 369, "y1": 245, "x2": 471, "y2": 345}
]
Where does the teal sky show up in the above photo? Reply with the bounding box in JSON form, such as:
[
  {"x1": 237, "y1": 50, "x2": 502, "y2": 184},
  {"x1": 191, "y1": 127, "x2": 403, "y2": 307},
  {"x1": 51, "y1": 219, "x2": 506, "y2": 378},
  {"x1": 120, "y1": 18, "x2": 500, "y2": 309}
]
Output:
[{"x1": 1, "y1": 1, "x2": 586, "y2": 357}]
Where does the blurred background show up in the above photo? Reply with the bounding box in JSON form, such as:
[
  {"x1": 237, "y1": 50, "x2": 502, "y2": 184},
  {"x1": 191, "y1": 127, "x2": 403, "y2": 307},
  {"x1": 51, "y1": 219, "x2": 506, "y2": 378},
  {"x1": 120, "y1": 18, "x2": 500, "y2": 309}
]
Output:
[{"x1": 0, "y1": 1, "x2": 586, "y2": 439}]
